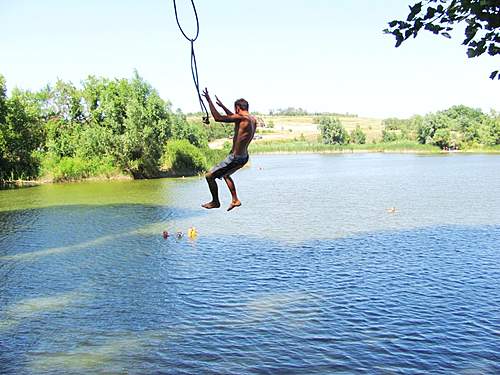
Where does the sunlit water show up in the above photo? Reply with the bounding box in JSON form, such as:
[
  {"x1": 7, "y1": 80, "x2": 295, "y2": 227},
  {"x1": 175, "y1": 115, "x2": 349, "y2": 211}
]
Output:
[{"x1": 1, "y1": 154, "x2": 499, "y2": 374}]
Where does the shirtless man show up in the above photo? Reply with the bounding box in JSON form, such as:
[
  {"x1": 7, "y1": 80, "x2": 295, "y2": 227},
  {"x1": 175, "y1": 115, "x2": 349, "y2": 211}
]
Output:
[{"x1": 201, "y1": 88, "x2": 256, "y2": 211}]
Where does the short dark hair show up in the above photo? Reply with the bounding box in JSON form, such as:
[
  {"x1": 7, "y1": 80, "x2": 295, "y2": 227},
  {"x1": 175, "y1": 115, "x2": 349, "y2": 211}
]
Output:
[{"x1": 234, "y1": 98, "x2": 249, "y2": 111}]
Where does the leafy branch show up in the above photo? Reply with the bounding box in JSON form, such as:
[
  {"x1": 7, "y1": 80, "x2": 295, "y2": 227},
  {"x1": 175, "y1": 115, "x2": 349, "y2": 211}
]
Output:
[{"x1": 384, "y1": 0, "x2": 500, "y2": 79}]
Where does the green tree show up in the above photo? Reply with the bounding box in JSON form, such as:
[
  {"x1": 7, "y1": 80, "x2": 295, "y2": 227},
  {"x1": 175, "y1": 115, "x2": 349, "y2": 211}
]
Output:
[
  {"x1": 417, "y1": 112, "x2": 452, "y2": 145},
  {"x1": 1, "y1": 87, "x2": 44, "y2": 180},
  {"x1": 171, "y1": 116, "x2": 208, "y2": 148},
  {"x1": 38, "y1": 72, "x2": 177, "y2": 179},
  {"x1": 271, "y1": 107, "x2": 309, "y2": 116},
  {"x1": 113, "y1": 72, "x2": 174, "y2": 177},
  {"x1": 350, "y1": 125, "x2": 367, "y2": 144},
  {"x1": 381, "y1": 116, "x2": 421, "y2": 142},
  {"x1": 0, "y1": 75, "x2": 6, "y2": 124},
  {"x1": 432, "y1": 127, "x2": 452, "y2": 148},
  {"x1": 480, "y1": 111, "x2": 500, "y2": 145},
  {"x1": 382, "y1": 129, "x2": 400, "y2": 143},
  {"x1": 384, "y1": 0, "x2": 500, "y2": 79},
  {"x1": 319, "y1": 117, "x2": 350, "y2": 145},
  {"x1": 441, "y1": 105, "x2": 484, "y2": 143},
  {"x1": 0, "y1": 75, "x2": 8, "y2": 179}
]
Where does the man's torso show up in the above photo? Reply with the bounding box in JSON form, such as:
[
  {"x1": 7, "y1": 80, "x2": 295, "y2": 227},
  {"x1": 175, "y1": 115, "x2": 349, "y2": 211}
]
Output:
[{"x1": 232, "y1": 115, "x2": 256, "y2": 156}]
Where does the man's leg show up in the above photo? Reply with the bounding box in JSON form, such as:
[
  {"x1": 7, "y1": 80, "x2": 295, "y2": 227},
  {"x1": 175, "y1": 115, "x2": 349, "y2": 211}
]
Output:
[
  {"x1": 224, "y1": 175, "x2": 242, "y2": 211},
  {"x1": 202, "y1": 172, "x2": 221, "y2": 209}
]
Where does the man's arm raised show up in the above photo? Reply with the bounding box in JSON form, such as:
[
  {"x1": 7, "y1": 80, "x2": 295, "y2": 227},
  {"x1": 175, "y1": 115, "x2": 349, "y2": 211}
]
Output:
[
  {"x1": 215, "y1": 95, "x2": 233, "y2": 115},
  {"x1": 202, "y1": 88, "x2": 242, "y2": 123}
]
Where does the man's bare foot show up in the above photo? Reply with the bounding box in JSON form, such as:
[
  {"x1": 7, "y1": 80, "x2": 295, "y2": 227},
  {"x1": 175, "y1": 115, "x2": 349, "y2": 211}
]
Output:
[
  {"x1": 227, "y1": 200, "x2": 241, "y2": 211},
  {"x1": 202, "y1": 201, "x2": 220, "y2": 209}
]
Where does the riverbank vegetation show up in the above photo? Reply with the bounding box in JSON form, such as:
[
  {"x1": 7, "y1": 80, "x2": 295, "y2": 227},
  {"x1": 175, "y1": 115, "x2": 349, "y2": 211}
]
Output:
[
  {"x1": 250, "y1": 140, "x2": 440, "y2": 154},
  {"x1": 380, "y1": 106, "x2": 500, "y2": 150},
  {"x1": 248, "y1": 106, "x2": 499, "y2": 154},
  {"x1": 1, "y1": 72, "x2": 499, "y2": 185},
  {"x1": 0, "y1": 72, "x2": 230, "y2": 184}
]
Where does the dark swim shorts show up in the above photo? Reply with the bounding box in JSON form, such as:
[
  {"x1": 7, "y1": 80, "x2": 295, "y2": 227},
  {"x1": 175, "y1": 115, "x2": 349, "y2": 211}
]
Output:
[{"x1": 210, "y1": 153, "x2": 249, "y2": 179}]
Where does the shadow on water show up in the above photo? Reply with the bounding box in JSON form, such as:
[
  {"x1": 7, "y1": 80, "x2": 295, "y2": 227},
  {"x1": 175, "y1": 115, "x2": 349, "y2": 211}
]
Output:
[{"x1": 0, "y1": 224, "x2": 499, "y2": 374}]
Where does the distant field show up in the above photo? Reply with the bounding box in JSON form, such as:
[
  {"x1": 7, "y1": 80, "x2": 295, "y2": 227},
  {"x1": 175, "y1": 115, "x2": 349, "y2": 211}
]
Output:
[{"x1": 207, "y1": 115, "x2": 384, "y2": 148}]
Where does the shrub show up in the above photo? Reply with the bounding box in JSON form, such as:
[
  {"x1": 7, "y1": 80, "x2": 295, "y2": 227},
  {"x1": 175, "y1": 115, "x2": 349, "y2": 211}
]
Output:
[
  {"x1": 382, "y1": 129, "x2": 400, "y2": 143},
  {"x1": 203, "y1": 148, "x2": 227, "y2": 167},
  {"x1": 350, "y1": 125, "x2": 366, "y2": 144},
  {"x1": 40, "y1": 154, "x2": 119, "y2": 182},
  {"x1": 162, "y1": 139, "x2": 207, "y2": 175}
]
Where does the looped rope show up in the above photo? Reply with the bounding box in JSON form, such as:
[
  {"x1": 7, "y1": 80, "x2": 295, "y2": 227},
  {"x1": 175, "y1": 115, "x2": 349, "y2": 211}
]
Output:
[
  {"x1": 173, "y1": 0, "x2": 209, "y2": 124},
  {"x1": 173, "y1": 0, "x2": 199, "y2": 42}
]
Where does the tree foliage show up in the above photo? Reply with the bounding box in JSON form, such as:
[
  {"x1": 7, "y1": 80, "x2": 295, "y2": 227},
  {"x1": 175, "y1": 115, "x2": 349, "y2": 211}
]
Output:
[
  {"x1": 0, "y1": 78, "x2": 44, "y2": 180},
  {"x1": 350, "y1": 125, "x2": 367, "y2": 144},
  {"x1": 162, "y1": 139, "x2": 208, "y2": 175},
  {"x1": 36, "y1": 72, "x2": 175, "y2": 178},
  {"x1": 269, "y1": 107, "x2": 309, "y2": 116},
  {"x1": 382, "y1": 105, "x2": 500, "y2": 149},
  {"x1": 0, "y1": 72, "x2": 218, "y2": 182},
  {"x1": 319, "y1": 117, "x2": 350, "y2": 145},
  {"x1": 384, "y1": 0, "x2": 500, "y2": 79}
]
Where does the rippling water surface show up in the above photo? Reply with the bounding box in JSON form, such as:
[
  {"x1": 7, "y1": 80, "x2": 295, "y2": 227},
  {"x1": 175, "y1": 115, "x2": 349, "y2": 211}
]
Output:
[{"x1": 1, "y1": 154, "x2": 499, "y2": 374}]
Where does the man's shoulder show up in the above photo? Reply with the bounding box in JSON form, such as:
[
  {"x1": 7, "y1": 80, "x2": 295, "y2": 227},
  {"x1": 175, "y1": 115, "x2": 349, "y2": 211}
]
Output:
[{"x1": 241, "y1": 115, "x2": 256, "y2": 126}]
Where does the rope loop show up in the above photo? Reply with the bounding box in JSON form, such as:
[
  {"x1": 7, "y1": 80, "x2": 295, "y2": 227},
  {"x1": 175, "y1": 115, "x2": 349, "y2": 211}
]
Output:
[
  {"x1": 173, "y1": 0, "x2": 200, "y2": 42},
  {"x1": 173, "y1": 0, "x2": 209, "y2": 123}
]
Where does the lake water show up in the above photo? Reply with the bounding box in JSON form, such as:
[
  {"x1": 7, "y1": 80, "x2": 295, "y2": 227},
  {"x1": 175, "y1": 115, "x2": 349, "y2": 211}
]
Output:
[{"x1": 1, "y1": 154, "x2": 499, "y2": 374}]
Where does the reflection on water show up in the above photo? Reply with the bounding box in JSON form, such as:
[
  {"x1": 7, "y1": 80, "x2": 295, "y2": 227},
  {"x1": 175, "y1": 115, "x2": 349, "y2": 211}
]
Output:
[
  {"x1": 0, "y1": 291, "x2": 88, "y2": 331},
  {"x1": 29, "y1": 330, "x2": 176, "y2": 373},
  {"x1": 0, "y1": 233, "x2": 118, "y2": 262},
  {"x1": 1, "y1": 154, "x2": 499, "y2": 374},
  {"x1": 246, "y1": 291, "x2": 314, "y2": 320},
  {"x1": 29, "y1": 329, "x2": 189, "y2": 373}
]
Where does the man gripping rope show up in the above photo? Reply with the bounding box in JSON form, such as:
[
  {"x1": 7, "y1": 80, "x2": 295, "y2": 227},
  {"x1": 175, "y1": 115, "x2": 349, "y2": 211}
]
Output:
[{"x1": 201, "y1": 88, "x2": 256, "y2": 211}]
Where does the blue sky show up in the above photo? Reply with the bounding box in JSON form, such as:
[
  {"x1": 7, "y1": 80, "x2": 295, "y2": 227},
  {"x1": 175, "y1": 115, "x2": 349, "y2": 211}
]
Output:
[{"x1": 0, "y1": 0, "x2": 498, "y2": 118}]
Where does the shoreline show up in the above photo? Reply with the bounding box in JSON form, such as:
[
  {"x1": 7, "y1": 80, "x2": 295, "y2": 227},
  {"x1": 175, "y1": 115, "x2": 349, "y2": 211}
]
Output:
[
  {"x1": 2, "y1": 149, "x2": 499, "y2": 188},
  {"x1": 251, "y1": 149, "x2": 500, "y2": 155}
]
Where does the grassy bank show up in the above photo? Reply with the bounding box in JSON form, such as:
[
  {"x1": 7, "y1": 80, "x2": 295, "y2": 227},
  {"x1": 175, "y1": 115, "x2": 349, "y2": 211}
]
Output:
[
  {"x1": 459, "y1": 145, "x2": 500, "y2": 153},
  {"x1": 31, "y1": 144, "x2": 229, "y2": 184},
  {"x1": 249, "y1": 140, "x2": 442, "y2": 154}
]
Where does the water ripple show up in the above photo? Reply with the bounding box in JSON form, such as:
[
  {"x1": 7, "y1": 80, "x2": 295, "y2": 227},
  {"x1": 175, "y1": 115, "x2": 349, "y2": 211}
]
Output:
[{"x1": 1, "y1": 155, "x2": 500, "y2": 374}]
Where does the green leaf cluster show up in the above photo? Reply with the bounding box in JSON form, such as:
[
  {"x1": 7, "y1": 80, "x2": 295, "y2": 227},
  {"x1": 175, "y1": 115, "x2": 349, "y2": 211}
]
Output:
[{"x1": 384, "y1": 0, "x2": 500, "y2": 79}]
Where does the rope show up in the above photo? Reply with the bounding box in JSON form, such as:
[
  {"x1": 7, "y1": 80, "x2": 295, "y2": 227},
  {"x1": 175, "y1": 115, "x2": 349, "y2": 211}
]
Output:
[{"x1": 173, "y1": 0, "x2": 210, "y2": 124}]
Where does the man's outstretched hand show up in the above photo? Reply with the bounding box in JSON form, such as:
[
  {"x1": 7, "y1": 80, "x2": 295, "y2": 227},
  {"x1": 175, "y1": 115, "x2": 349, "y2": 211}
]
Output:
[
  {"x1": 215, "y1": 95, "x2": 224, "y2": 108},
  {"x1": 202, "y1": 88, "x2": 211, "y2": 102}
]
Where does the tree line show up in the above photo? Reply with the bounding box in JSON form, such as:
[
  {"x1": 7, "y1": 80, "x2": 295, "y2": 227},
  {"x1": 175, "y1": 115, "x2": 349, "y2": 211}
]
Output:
[
  {"x1": 270, "y1": 107, "x2": 358, "y2": 118},
  {"x1": 319, "y1": 105, "x2": 499, "y2": 149},
  {"x1": 381, "y1": 105, "x2": 499, "y2": 149},
  {"x1": 319, "y1": 118, "x2": 367, "y2": 145},
  {"x1": 0, "y1": 72, "x2": 230, "y2": 182}
]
